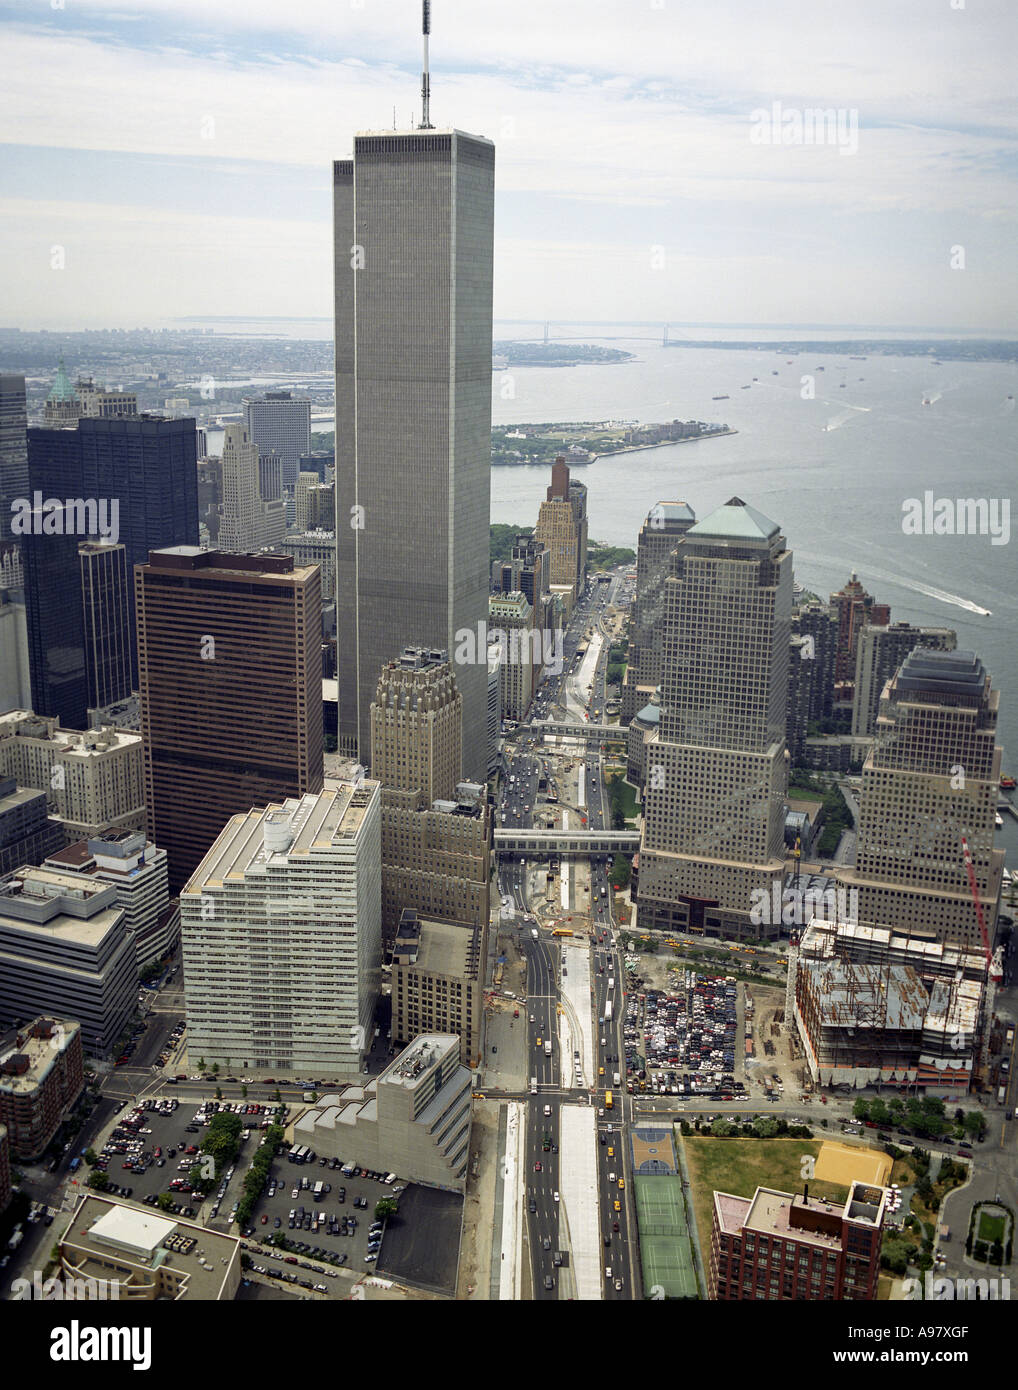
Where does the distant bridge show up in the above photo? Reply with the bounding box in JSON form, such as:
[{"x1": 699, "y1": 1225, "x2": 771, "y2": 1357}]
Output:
[{"x1": 495, "y1": 829, "x2": 640, "y2": 858}]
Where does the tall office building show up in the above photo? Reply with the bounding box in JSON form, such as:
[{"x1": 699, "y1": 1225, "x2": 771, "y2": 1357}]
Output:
[
  {"x1": 79, "y1": 541, "x2": 133, "y2": 713},
  {"x1": 837, "y1": 648, "x2": 1005, "y2": 952},
  {"x1": 180, "y1": 782, "x2": 381, "y2": 1078},
  {"x1": 370, "y1": 647, "x2": 462, "y2": 805},
  {"x1": 42, "y1": 359, "x2": 81, "y2": 425},
  {"x1": 851, "y1": 622, "x2": 957, "y2": 738},
  {"x1": 0, "y1": 375, "x2": 29, "y2": 574},
  {"x1": 28, "y1": 415, "x2": 199, "y2": 681},
  {"x1": 21, "y1": 505, "x2": 90, "y2": 730},
  {"x1": 534, "y1": 457, "x2": 588, "y2": 612},
  {"x1": 621, "y1": 501, "x2": 696, "y2": 722},
  {"x1": 830, "y1": 573, "x2": 890, "y2": 687},
  {"x1": 488, "y1": 591, "x2": 534, "y2": 722},
  {"x1": 638, "y1": 498, "x2": 792, "y2": 939},
  {"x1": 791, "y1": 600, "x2": 839, "y2": 724},
  {"x1": 136, "y1": 548, "x2": 323, "y2": 893},
  {"x1": 242, "y1": 391, "x2": 310, "y2": 490},
  {"x1": 218, "y1": 423, "x2": 285, "y2": 554},
  {"x1": 333, "y1": 126, "x2": 495, "y2": 780}
]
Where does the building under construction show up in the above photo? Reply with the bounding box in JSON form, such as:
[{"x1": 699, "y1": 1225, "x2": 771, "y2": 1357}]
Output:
[{"x1": 790, "y1": 918, "x2": 987, "y2": 1094}]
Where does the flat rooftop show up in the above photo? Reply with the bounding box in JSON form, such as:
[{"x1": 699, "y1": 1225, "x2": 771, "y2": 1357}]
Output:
[
  {"x1": 382, "y1": 1035, "x2": 458, "y2": 1091},
  {"x1": 61, "y1": 1195, "x2": 240, "y2": 1301},
  {"x1": 396, "y1": 917, "x2": 479, "y2": 980},
  {"x1": 0, "y1": 1018, "x2": 79, "y2": 1094}
]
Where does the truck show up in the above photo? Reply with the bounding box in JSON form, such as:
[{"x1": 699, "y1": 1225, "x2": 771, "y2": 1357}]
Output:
[
  {"x1": 7, "y1": 1225, "x2": 23, "y2": 1251},
  {"x1": 607, "y1": 977, "x2": 615, "y2": 991},
  {"x1": 998, "y1": 1085, "x2": 1007, "y2": 1104},
  {"x1": 68, "y1": 1156, "x2": 81, "y2": 1172},
  {"x1": 544, "y1": 1040, "x2": 552, "y2": 1057},
  {"x1": 604, "y1": 1000, "x2": 613, "y2": 1023},
  {"x1": 531, "y1": 928, "x2": 539, "y2": 940},
  {"x1": 600, "y1": 886, "x2": 607, "y2": 898},
  {"x1": 530, "y1": 1077, "x2": 538, "y2": 1094},
  {"x1": 313, "y1": 1181, "x2": 325, "y2": 1201}
]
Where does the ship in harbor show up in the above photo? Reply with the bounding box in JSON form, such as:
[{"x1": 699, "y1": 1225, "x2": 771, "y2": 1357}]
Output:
[{"x1": 712, "y1": 394, "x2": 729, "y2": 400}]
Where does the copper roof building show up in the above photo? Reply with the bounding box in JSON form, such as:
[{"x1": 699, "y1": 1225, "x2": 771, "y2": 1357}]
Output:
[{"x1": 136, "y1": 547, "x2": 323, "y2": 893}]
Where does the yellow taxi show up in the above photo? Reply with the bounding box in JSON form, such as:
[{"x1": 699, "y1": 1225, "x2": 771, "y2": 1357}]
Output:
[
  {"x1": 613, "y1": 1199, "x2": 621, "y2": 1212},
  {"x1": 618, "y1": 1178, "x2": 625, "y2": 1190}
]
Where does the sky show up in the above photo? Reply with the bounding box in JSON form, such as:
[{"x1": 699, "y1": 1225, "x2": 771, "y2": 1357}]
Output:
[{"x1": 1, "y1": 0, "x2": 1016, "y2": 332}]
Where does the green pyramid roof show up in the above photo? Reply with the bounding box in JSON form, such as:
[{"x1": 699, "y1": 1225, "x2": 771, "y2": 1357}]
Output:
[{"x1": 46, "y1": 357, "x2": 78, "y2": 404}]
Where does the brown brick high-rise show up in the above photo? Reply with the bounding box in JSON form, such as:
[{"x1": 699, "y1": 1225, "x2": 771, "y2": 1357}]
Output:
[{"x1": 136, "y1": 547, "x2": 323, "y2": 893}]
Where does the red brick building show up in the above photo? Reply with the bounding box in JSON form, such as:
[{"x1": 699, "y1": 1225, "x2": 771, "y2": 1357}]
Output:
[
  {"x1": 0, "y1": 1017, "x2": 84, "y2": 1160},
  {"x1": 709, "y1": 1180, "x2": 885, "y2": 1301}
]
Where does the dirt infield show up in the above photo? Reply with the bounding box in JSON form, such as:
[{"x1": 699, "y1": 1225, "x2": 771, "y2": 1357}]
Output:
[{"x1": 814, "y1": 1140, "x2": 891, "y2": 1187}]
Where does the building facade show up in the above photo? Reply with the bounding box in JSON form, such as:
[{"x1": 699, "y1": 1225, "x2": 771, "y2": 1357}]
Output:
[
  {"x1": 180, "y1": 782, "x2": 381, "y2": 1078},
  {"x1": 710, "y1": 1181, "x2": 885, "y2": 1301},
  {"x1": 369, "y1": 647, "x2": 462, "y2": 806},
  {"x1": 391, "y1": 909, "x2": 484, "y2": 1066},
  {"x1": 638, "y1": 499, "x2": 792, "y2": 940},
  {"x1": 621, "y1": 501, "x2": 696, "y2": 723},
  {"x1": 333, "y1": 128, "x2": 495, "y2": 780},
  {"x1": 242, "y1": 391, "x2": 311, "y2": 490},
  {"x1": 0, "y1": 866, "x2": 137, "y2": 1054},
  {"x1": 837, "y1": 648, "x2": 1004, "y2": 953},
  {"x1": 136, "y1": 548, "x2": 323, "y2": 893},
  {"x1": 534, "y1": 457, "x2": 588, "y2": 610},
  {"x1": 851, "y1": 622, "x2": 957, "y2": 739},
  {"x1": 79, "y1": 541, "x2": 133, "y2": 714},
  {"x1": 0, "y1": 1017, "x2": 85, "y2": 1160}
]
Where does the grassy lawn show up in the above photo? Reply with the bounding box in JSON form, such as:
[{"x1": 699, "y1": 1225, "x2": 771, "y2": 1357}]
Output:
[
  {"x1": 977, "y1": 1211, "x2": 1006, "y2": 1244},
  {"x1": 611, "y1": 776, "x2": 640, "y2": 823},
  {"x1": 682, "y1": 1136, "x2": 850, "y2": 1270}
]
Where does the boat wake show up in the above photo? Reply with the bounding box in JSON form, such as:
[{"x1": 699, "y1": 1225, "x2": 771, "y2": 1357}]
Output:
[{"x1": 795, "y1": 551, "x2": 992, "y2": 617}]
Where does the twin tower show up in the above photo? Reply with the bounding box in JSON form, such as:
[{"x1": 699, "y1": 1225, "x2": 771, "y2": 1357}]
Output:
[{"x1": 332, "y1": 129, "x2": 495, "y2": 782}]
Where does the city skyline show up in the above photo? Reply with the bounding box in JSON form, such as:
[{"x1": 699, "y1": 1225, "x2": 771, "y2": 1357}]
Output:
[{"x1": 0, "y1": 1, "x2": 1015, "y2": 330}]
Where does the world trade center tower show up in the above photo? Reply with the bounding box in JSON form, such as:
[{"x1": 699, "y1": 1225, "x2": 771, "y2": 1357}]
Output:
[{"x1": 332, "y1": 126, "x2": 495, "y2": 782}]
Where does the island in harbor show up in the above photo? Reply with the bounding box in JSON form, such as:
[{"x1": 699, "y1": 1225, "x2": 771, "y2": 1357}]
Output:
[
  {"x1": 491, "y1": 417, "x2": 736, "y2": 466},
  {"x1": 492, "y1": 342, "x2": 635, "y2": 369}
]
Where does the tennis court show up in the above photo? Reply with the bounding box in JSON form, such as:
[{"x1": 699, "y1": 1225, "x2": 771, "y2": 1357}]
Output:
[{"x1": 633, "y1": 1175, "x2": 698, "y2": 1299}]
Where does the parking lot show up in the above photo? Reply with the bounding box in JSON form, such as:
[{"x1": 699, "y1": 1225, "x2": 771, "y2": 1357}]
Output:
[
  {"x1": 242, "y1": 1148, "x2": 407, "y2": 1280},
  {"x1": 624, "y1": 974, "x2": 746, "y2": 1100},
  {"x1": 91, "y1": 1095, "x2": 282, "y2": 1223}
]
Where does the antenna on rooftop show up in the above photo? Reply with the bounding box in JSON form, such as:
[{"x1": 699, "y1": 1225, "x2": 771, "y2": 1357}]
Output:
[{"x1": 419, "y1": 0, "x2": 434, "y2": 130}]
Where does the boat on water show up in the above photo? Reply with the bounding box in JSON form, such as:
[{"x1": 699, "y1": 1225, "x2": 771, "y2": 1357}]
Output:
[
  {"x1": 849, "y1": 355, "x2": 867, "y2": 361},
  {"x1": 771, "y1": 370, "x2": 779, "y2": 376},
  {"x1": 741, "y1": 384, "x2": 751, "y2": 389},
  {"x1": 1001, "y1": 775, "x2": 1016, "y2": 790},
  {"x1": 712, "y1": 394, "x2": 729, "y2": 400},
  {"x1": 922, "y1": 397, "x2": 932, "y2": 406}
]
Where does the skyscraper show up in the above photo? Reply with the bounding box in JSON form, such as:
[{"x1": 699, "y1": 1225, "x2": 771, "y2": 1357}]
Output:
[
  {"x1": 638, "y1": 498, "x2": 792, "y2": 939},
  {"x1": 333, "y1": 125, "x2": 495, "y2": 780},
  {"x1": 135, "y1": 547, "x2": 323, "y2": 893},
  {"x1": 621, "y1": 500, "x2": 696, "y2": 722},
  {"x1": 218, "y1": 423, "x2": 285, "y2": 554},
  {"x1": 534, "y1": 457, "x2": 588, "y2": 612},
  {"x1": 27, "y1": 415, "x2": 199, "y2": 681},
  {"x1": 180, "y1": 782, "x2": 381, "y2": 1078},
  {"x1": 851, "y1": 622, "x2": 957, "y2": 738},
  {"x1": 830, "y1": 572, "x2": 890, "y2": 687},
  {"x1": 21, "y1": 505, "x2": 89, "y2": 730},
  {"x1": 79, "y1": 541, "x2": 133, "y2": 714},
  {"x1": 837, "y1": 647, "x2": 1004, "y2": 952},
  {"x1": 242, "y1": 391, "x2": 311, "y2": 490},
  {"x1": 370, "y1": 647, "x2": 462, "y2": 805},
  {"x1": 0, "y1": 374, "x2": 28, "y2": 577}
]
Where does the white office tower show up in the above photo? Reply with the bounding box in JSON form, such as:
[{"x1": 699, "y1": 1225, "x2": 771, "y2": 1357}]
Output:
[
  {"x1": 180, "y1": 781, "x2": 381, "y2": 1079},
  {"x1": 638, "y1": 498, "x2": 792, "y2": 940}
]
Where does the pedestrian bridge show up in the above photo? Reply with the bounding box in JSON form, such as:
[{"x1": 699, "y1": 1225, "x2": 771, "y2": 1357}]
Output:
[
  {"x1": 495, "y1": 829, "x2": 640, "y2": 858},
  {"x1": 526, "y1": 720, "x2": 628, "y2": 744}
]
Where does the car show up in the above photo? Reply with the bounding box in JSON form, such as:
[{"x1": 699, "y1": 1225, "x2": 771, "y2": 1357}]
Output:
[
  {"x1": 553, "y1": 1191, "x2": 560, "y2": 1203},
  {"x1": 603, "y1": 1234, "x2": 611, "y2": 1246},
  {"x1": 534, "y1": 1161, "x2": 542, "y2": 1172},
  {"x1": 528, "y1": 1198, "x2": 537, "y2": 1214},
  {"x1": 613, "y1": 1200, "x2": 620, "y2": 1212},
  {"x1": 612, "y1": 1220, "x2": 619, "y2": 1232}
]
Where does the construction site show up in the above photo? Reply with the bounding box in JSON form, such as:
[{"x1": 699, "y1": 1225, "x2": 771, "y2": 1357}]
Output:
[{"x1": 789, "y1": 918, "x2": 990, "y2": 1094}]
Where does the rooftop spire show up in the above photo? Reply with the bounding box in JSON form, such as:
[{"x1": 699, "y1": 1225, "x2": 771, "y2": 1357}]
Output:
[{"x1": 419, "y1": 0, "x2": 433, "y2": 129}]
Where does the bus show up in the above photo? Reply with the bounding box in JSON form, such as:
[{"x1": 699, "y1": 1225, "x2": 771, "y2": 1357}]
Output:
[
  {"x1": 544, "y1": 1040, "x2": 552, "y2": 1057},
  {"x1": 605, "y1": 1091, "x2": 614, "y2": 1111},
  {"x1": 552, "y1": 928, "x2": 573, "y2": 938}
]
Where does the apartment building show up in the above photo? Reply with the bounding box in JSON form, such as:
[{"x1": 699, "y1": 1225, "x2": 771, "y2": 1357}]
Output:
[
  {"x1": 391, "y1": 908, "x2": 485, "y2": 1066},
  {"x1": 0, "y1": 1017, "x2": 85, "y2": 1160}
]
